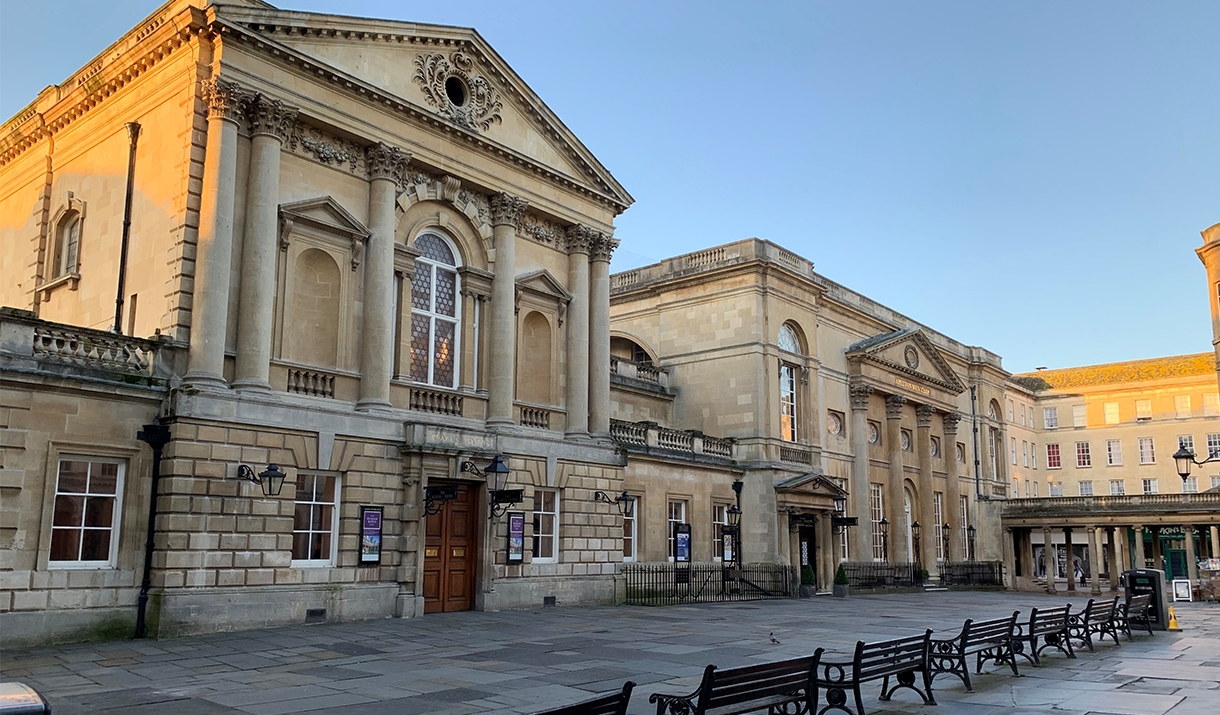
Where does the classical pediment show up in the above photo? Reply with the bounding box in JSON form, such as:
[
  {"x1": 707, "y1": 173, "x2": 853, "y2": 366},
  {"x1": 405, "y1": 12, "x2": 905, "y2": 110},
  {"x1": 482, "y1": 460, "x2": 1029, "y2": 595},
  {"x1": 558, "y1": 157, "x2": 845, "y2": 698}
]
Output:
[
  {"x1": 515, "y1": 270, "x2": 572, "y2": 305},
  {"x1": 279, "y1": 196, "x2": 370, "y2": 240},
  {"x1": 214, "y1": 5, "x2": 632, "y2": 211},
  {"x1": 846, "y1": 328, "x2": 966, "y2": 397},
  {"x1": 774, "y1": 471, "x2": 847, "y2": 512}
]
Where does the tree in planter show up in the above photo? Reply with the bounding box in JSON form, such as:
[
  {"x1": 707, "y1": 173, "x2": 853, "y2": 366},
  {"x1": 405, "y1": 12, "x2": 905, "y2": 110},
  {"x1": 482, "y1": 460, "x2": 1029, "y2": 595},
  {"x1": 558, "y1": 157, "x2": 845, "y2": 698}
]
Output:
[
  {"x1": 801, "y1": 565, "x2": 816, "y2": 586},
  {"x1": 834, "y1": 564, "x2": 849, "y2": 585}
]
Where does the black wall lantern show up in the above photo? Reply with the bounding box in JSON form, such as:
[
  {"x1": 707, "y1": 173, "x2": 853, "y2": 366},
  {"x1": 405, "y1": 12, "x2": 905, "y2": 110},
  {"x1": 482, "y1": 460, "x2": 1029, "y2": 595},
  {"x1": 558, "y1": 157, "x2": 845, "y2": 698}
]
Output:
[
  {"x1": 594, "y1": 490, "x2": 635, "y2": 517},
  {"x1": 461, "y1": 455, "x2": 521, "y2": 519},
  {"x1": 237, "y1": 463, "x2": 287, "y2": 497},
  {"x1": 1173, "y1": 445, "x2": 1214, "y2": 484}
]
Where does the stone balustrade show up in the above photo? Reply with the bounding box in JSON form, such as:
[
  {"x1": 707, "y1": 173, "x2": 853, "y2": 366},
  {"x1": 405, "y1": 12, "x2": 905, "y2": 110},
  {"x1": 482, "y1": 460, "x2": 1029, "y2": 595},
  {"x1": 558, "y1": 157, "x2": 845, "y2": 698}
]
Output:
[
  {"x1": 409, "y1": 387, "x2": 464, "y2": 416},
  {"x1": 609, "y1": 356, "x2": 670, "y2": 389},
  {"x1": 1003, "y1": 492, "x2": 1220, "y2": 517},
  {"x1": 286, "y1": 368, "x2": 335, "y2": 398},
  {"x1": 609, "y1": 419, "x2": 736, "y2": 462},
  {"x1": 519, "y1": 405, "x2": 551, "y2": 429},
  {"x1": 0, "y1": 307, "x2": 175, "y2": 383}
]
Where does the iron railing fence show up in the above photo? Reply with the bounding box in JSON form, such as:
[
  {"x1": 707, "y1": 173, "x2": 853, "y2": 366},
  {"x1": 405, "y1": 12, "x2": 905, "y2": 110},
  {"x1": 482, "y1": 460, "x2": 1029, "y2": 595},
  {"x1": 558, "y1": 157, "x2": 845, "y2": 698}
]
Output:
[
  {"x1": 939, "y1": 561, "x2": 1004, "y2": 587},
  {"x1": 621, "y1": 562, "x2": 796, "y2": 606},
  {"x1": 840, "y1": 561, "x2": 925, "y2": 589}
]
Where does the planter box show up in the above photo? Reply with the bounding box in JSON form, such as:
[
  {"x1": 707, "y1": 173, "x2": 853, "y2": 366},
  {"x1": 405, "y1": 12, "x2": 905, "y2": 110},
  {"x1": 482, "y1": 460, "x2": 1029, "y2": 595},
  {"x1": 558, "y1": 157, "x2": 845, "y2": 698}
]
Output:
[
  {"x1": 833, "y1": 584, "x2": 849, "y2": 598},
  {"x1": 798, "y1": 584, "x2": 816, "y2": 598}
]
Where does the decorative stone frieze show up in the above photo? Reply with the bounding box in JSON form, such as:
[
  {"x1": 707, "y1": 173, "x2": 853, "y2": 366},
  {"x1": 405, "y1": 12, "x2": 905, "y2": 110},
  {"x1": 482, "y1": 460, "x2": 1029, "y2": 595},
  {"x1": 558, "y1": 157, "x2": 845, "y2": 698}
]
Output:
[
  {"x1": 885, "y1": 394, "x2": 906, "y2": 419},
  {"x1": 287, "y1": 124, "x2": 365, "y2": 174},
  {"x1": 590, "y1": 232, "x2": 618, "y2": 262},
  {"x1": 520, "y1": 212, "x2": 564, "y2": 247},
  {"x1": 246, "y1": 95, "x2": 298, "y2": 142},
  {"x1": 413, "y1": 51, "x2": 504, "y2": 132},
  {"x1": 366, "y1": 142, "x2": 410, "y2": 185},
  {"x1": 456, "y1": 189, "x2": 491, "y2": 225},
  {"x1": 916, "y1": 403, "x2": 936, "y2": 427},
  {"x1": 199, "y1": 78, "x2": 246, "y2": 122},
  {"x1": 565, "y1": 224, "x2": 594, "y2": 255},
  {"x1": 490, "y1": 192, "x2": 528, "y2": 228},
  {"x1": 849, "y1": 383, "x2": 873, "y2": 410},
  {"x1": 942, "y1": 412, "x2": 962, "y2": 433},
  {"x1": 441, "y1": 175, "x2": 462, "y2": 203}
]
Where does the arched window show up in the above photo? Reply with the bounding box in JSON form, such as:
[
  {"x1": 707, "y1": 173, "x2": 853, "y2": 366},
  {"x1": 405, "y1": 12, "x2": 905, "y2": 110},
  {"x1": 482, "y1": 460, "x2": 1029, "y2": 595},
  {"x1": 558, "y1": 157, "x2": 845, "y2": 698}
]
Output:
[
  {"x1": 52, "y1": 212, "x2": 82, "y2": 278},
  {"x1": 778, "y1": 323, "x2": 802, "y2": 354},
  {"x1": 778, "y1": 322, "x2": 803, "y2": 443},
  {"x1": 410, "y1": 232, "x2": 461, "y2": 388}
]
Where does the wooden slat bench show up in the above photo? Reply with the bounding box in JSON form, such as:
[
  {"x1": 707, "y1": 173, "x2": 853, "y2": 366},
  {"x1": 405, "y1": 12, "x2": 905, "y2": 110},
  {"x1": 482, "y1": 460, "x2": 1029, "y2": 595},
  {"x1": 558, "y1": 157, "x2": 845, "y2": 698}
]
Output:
[
  {"x1": 1116, "y1": 593, "x2": 1154, "y2": 640},
  {"x1": 1067, "y1": 597, "x2": 1122, "y2": 652},
  {"x1": 811, "y1": 631, "x2": 935, "y2": 715},
  {"x1": 1011, "y1": 605, "x2": 1075, "y2": 667},
  {"x1": 649, "y1": 655, "x2": 816, "y2": 715},
  {"x1": 928, "y1": 611, "x2": 1019, "y2": 692},
  {"x1": 532, "y1": 681, "x2": 634, "y2": 715}
]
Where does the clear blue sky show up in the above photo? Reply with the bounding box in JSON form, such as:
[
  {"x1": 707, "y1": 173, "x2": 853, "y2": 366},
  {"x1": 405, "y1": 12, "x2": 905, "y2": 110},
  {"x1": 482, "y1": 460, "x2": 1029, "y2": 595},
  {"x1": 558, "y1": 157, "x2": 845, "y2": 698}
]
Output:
[{"x1": 4, "y1": 1, "x2": 1219, "y2": 372}]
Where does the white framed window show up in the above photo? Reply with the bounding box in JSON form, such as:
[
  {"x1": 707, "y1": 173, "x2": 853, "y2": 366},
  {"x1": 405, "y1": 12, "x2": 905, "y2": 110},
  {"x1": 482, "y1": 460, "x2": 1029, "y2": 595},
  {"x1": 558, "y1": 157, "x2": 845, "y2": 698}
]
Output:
[
  {"x1": 836, "y1": 478, "x2": 850, "y2": 562},
  {"x1": 959, "y1": 495, "x2": 970, "y2": 559},
  {"x1": 1179, "y1": 435, "x2": 1195, "y2": 454},
  {"x1": 779, "y1": 363, "x2": 798, "y2": 442},
  {"x1": 1010, "y1": 437, "x2": 1017, "y2": 465},
  {"x1": 1078, "y1": 480, "x2": 1093, "y2": 496},
  {"x1": 1072, "y1": 404, "x2": 1087, "y2": 428},
  {"x1": 49, "y1": 457, "x2": 125, "y2": 568},
  {"x1": 1046, "y1": 443, "x2": 1061, "y2": 469},
  {"x1": 1106, "y1": 439, "x2": 1122, "y2": 466},
  {"x1": 1103, "y1": 402, "x2": 1119, "y2": 425},
  {"x1": 933, "y1": 492, "x2": 944, "y2": 561},
  {"x1": 292, "y1": 473, "x2": 339, "y2": 566},
  {"x1": 1138, "y1": 437, "x2": 1155, "y2": 465},
  {"x1": 1044, "y1": 407, "x2": 1059, "y2": 430},
  {"x1": 1031, "y1": 444, "x2": 1038, "y2": 469},
  {"x1": 1110, "y1": 479, "x2": 1125, "y2": 496},
  {"x1": 1050, "y1": 482, "x2": 1063, "y2": 497},
  {"x1": 622, "y1": 499, "x2": 636, "y2": 563},
  {"x1": 712, "y1": 503, "x2": 728, "y2": 562},
  {"x1": 1211, "y1": 476, "x2": 1220, "y2": 490},
  {"x1": 1184, "y1": 477, "x2": 1198, "y2": 494},
  {"x1": 409, "y1": 232, "x2": 462, "y2": 388},
  {"x1": 1022, "y1": 441, "x2": 1028, "y2": 467},
  {"x1": 1204, "y1": 393, "x2": 1220, "y2": 417},
  {"x1": 1076, "y1": 441, "x2": 1091, "y2": 468},
  {"x1": 1207, "y1": 433, "x2": 1220, "y2": 459},
  {"x1": 1032, "y1": 482, "x2": 1038, "y2": 497},
  {"x1": 1007, "y1": 399, "x2": 1015, "y2": 422},
  {"x1": 1024, "y1": 480, "x2": 1030, "y2": 498},
  {"x1": 1174, "y1": 395, "x2": 1191, "y2": 419},
  {"x1": 667, "y1": 499, "x2": 687, "y2": 562},
  {"x1": 51, "y1": 210, "x2": 83, "y2": 279},
  {"x1": 1136, "y1": 399, "x2": 1152, "y2": 421},
  {"x1": 1020, "y1": 404, "x2": 1026, "y2": 426},
  {"x1": 1142, "y1": 478, "x2": 1158, "y2": 495},
  {"x1": 532, "y1": 488, "x2": 559, "y2": 562},
  {"x1": 870, "y1": 484, "x2": 885, "y2": 562}
]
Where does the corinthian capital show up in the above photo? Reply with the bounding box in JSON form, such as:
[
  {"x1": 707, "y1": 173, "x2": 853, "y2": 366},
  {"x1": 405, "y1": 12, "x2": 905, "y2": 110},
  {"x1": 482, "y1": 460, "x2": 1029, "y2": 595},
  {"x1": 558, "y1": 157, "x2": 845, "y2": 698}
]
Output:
[
  {"x1": 366, "y1": 142, "x2": 410, "y2": 185},
  {"x1": 590, "y1": 232, "x2": 619, "y2": 263},
  {"x1": 565, "y1": 224, "x2": 594, "y2": 255},
  {"x1": 490, "y1": 192, "x2": 528, "y2": 228},
  {"x1": 200, "y1": 78, "x2": 246, "y2": 122},
  {"x1": 849, "y1": 383, "x2": 873, "y2": 410},
  {"x1": 884, "y1": 394, "x2": 906, "y2": 419},
  {"x1": 247, "y1": 94, "x2": 298, "y2": 143},
  {"x1": 942, "y1": 412, "x2": 962, "y2": 434},
  {"x1": 916, "y1": 404, "x2": 936, "y2": 428}
]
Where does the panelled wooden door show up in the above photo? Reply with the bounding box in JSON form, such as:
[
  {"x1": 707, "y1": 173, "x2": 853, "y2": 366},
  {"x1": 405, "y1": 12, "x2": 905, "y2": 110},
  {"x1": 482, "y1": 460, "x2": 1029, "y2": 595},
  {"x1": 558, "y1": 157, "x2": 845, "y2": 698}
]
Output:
[{"x1": 423, "y1": 481, "x2": 477, "y2": 613}]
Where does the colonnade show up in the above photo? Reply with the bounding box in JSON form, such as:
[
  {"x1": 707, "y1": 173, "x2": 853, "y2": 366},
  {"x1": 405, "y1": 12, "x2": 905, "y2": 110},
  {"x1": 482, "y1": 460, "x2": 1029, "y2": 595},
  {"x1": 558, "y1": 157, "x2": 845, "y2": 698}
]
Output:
[{"x1": 182, "y1": 77, "x2": 615, "y2": 432}]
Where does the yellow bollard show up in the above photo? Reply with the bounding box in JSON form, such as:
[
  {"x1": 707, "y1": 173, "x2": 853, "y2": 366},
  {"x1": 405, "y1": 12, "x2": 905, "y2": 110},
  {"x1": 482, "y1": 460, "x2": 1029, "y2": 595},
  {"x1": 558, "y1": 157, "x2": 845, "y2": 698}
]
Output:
[{"x1": 1167, "y1": 606, "x2": 1181, "y2": 631}]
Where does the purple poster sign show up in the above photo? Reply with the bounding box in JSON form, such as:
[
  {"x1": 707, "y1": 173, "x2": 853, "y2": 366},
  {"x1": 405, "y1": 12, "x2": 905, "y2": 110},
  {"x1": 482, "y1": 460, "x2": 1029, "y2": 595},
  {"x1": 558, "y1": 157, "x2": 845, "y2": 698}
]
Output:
[
  {"x1": 507, "y1": 512, "x2": 525, "y2": 564},
  {"x1": 360, "y1": 507, "x2": 382, "y2": 564}
]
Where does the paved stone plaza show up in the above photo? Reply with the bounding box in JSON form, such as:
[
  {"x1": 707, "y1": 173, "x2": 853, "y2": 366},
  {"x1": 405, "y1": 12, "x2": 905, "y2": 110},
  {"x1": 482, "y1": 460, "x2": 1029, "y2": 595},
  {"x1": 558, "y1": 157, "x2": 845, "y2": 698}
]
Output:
[{"x1": 1, "y1": 592, "x2": 1216, "y2": 715}]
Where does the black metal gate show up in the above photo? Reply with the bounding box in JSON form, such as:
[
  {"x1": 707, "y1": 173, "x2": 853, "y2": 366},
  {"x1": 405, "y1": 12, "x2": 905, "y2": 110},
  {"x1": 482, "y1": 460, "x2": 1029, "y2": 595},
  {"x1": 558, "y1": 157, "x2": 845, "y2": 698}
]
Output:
[{"x1": 621, "y1": 563, "x2": 796, "y2": 606}]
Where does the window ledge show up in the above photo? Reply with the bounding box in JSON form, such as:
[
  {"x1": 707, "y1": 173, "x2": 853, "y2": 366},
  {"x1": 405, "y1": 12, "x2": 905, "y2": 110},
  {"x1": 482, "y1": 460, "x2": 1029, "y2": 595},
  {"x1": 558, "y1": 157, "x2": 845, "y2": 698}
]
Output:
[
  {"x1": 290, "y1": 560, "x2": 334, "y2": 568},
  {"x1": 47, "y1": 561, "x2": 115, "y2": 570},
  {"x1": 37, "y1": 272, "x2": 80, "y2": 299}
]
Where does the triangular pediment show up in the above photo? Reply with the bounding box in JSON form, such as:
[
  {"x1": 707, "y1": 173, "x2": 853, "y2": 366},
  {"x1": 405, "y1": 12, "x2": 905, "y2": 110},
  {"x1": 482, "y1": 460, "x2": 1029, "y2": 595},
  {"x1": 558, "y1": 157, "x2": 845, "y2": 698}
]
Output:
[
  {"x1": 515, "y1": 269, "x2": 572, "y2": 304},
  {"x1": 846, "y1": 328, "x2": 966, "y2": 395},
  {"x1": 279, "y1": 196, "x2": 370, "y2": 239},
  {"x1": 216, "y1": 5, "x2": 632, "y2": 211},
  {"x1": 774, "y1": 471, "x2": 845, "y2": 495}
]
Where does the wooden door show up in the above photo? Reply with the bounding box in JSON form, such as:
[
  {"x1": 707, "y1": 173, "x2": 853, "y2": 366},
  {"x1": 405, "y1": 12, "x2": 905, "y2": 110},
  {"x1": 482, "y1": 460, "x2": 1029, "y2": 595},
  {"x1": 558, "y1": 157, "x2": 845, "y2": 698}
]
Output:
[{"x1": 423, "y1": 481, "x2": 477, "y2": 613}]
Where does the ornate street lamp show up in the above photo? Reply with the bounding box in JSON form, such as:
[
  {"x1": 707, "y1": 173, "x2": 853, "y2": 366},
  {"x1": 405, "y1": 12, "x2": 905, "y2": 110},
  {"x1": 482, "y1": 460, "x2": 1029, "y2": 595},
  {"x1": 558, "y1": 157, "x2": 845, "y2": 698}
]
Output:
[
  {"x1": 879, "y1": 517, "x2": 890, "y2": 561},
  {"x1": 461, "y1": 455, "x2": 521, "y2": 518},
  {"x1": 1174, "y1": 445, "x2": 1214, "y2": 485},
  {"x1": 237, "y1": 463, "x2": 287, "y2": 497},
  {"x1": 941, "y1": 522, "x2": 953, "y2": 564},
  {"x1": 911, "y1": 521, "x2": 922, "y2": 565},
  {"x1": 594, "y1": 490, "x2": 635, "y2": 517},
  {"x1": 967, "y1": 525, "x2": 977, "y2": 561}
]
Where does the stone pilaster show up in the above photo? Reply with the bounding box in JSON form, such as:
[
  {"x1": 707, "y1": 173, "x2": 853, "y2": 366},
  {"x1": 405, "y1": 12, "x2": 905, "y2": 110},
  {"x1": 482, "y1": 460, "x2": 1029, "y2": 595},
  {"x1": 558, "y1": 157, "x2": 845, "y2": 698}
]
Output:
[
  {"x1": 487, "y1": 192, "x2": 527, "y2": 426},
  {"x1": 233, "y1": 95, "x2": 298, "y2": 391},
  {"x1": 1186, "y1": 525, "x2": 1199, "y2": 583},
  {"x1": 185, "y1": 77, "x2": 246, "y2": 389},
  {"x1": 1089, "y1": 525, "x2": 1103, "y2": 595},
  {"x1": 942, "y1": 412, "x2": 962, "y2": 561},
  {"x1": 588, "y1": 232, "x2": 617, "y2": 435},
  {"x1": 1211, "y1": 525, "x2": 1219, "y2": 560},
  {"x1": 358, "y1": 142, "x2": 410, "y2": 411},
  {"x1": 1043, "y1": 526, "x2": 1056, "y2": 593},
  {"x1": 915, "y1": 404, "x2": 936, "y2": 571},
  {"x1": 849, "y1": 382, "x2": 873, "y2": 560},
  {"x1": 564, "y1": 224, "x2": 593, "y2": 436},
  {"x1": 1133, "y1": 525, "x2": 1145, "y2": 569},
  {"x1": 1064, "y1": 527, "x2": 1076, "y2": 591},
  {"x1": 884, "y1": 394, "x2": 907, "y2": 563}
]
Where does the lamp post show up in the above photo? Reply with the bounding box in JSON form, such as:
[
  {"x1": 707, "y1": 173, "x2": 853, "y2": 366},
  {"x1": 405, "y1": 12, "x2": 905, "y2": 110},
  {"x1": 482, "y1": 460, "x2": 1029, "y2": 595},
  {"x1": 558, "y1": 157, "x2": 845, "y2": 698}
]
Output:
[
  {"x1": 967, "y1": 524, "x2": 977, "y2": 561},
  {"x1": 911, "y1": 521, "x2": 922, "y2": 567},
  {"x1": 461, "y1": 455, "x2": 521, "y2": 518},
  {"x1": 942, "y1": 523, "x2": 953, "y2": 565},
  {"x1": 879, "y1": 517, "x2": 889, "y2": 561},
  {"x1": 727, "y1": 504, "x2": 741, "y2": 566}
]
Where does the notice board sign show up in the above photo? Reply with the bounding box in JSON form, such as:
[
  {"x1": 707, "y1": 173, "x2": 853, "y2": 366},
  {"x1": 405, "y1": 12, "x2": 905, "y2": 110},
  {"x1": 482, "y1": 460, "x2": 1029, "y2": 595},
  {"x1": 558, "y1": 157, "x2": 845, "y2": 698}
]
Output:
[
  {"x1": 360, "y1": 506, "x2": 382, "y2": 565},
  {"x1": 507, "y1": 512, "x2": 525, "y2": 564},
  {"x1": 1172, "y1": 578, "x2": 1193, "y2": 602},
  {"x1": 675, "y1": 523, "x2": 692, "y2": 563}
]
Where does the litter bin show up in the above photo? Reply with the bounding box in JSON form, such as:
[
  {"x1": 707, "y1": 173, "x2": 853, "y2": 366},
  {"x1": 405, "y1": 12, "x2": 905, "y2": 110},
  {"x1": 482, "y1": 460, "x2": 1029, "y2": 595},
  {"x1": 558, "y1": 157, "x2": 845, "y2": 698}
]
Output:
[
  {"x1": 0, "y1": 682, "x2": 50, "y2": 714},
  {"x1": 1121, "y1": 568, "x2": 1168, "y2": 631}
]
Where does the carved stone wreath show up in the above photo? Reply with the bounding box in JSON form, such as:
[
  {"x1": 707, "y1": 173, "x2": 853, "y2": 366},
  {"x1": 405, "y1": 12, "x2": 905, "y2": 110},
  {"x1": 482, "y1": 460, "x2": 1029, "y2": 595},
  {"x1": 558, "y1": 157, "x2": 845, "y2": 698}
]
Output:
[
  {"x1": 904, "y1": 345, "x2": 920, "y2": 370},
  {"x1": 413, "y1": 51, "x2": 503, "y2": 132}
]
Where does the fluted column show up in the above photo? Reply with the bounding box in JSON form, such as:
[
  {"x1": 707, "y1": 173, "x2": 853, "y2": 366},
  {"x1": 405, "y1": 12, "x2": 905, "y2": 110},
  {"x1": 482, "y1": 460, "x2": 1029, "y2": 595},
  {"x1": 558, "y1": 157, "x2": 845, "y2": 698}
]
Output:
[
  {"x1": 588, "y1": 232, "x2": 617, "y2": 435},
  {"x1": 185, "y1": 78, "x2": 245, "y2": 388},
  {"x1": 487, "y1": 192, "x2": 527, "y2": 426},
  {"x1": 357, "y1": 142, "x2": 410, "y2": 411},
  {"x1": 884, "y1": 394, "x2": 908, "y2": 563},
  {"x1": 942, "y1": 413, "x2": 962, "y2": 561},
  {"x1": 233, "y1": 95, "x2": 297, "y2": 391},
  {"x1": 915, "y1": 404, "x2": 936, "y2": 570},
  {"x1": 849, "y1": 383, "x2": 873, "y2": 560},
  {"x1": 564, "y1": 225, "x2": 593, "y2": 436}
]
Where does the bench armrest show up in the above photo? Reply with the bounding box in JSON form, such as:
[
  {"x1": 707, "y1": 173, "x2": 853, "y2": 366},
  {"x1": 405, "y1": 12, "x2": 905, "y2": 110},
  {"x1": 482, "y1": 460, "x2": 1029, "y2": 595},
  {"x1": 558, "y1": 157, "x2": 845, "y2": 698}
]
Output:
[{"x1": 649, "y1": 665, "x2": 711, "y2": 715}]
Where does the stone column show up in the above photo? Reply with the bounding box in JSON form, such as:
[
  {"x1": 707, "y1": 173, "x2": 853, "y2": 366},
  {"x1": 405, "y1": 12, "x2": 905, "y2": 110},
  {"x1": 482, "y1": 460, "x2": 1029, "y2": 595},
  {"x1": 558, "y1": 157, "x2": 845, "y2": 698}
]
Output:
[
  {"x1": 915, "y1": 404, "x2": 937, "y2": 571},
  {"x1": 1089, "y1": 525, "x2": 1103, "y2": 595},
  {"x1": 942, "y1": 413, "x2": 962, "y2": 561},
  {"x1": 1150, "y1": 526, "x2": 1163, "y2": 573},
  {"x1": 588, "y1": 232, "x2": 617, "y2": 435},
  {"x1": 1210, "y1": 524, "x2": 1219, "y2": 560},
  {"x1": 1186, "y1": 525, "x2": 1199, "y2": 583},
  {"x1": 1133, "y1": 525, "x2": 1146, "y2": 569},
  {"x1": 564, "y1": 225, "x2": 592, "y2": 436},
  {"x1": 486, "y1": 192, "x2": 527, "y2": 427},
  {"x1": 1108, "y1": 527, "x2": 1121, "y2": 592},
  {"x1": 885, "y1": 394, "x2": 908, "y2": 563},
  {"x1": 1043, "y1": 526, "x2": 1056, "y2": 593},
  {"x1": 849, "y1": 383, "x2": 873, "y2": 560},
  {"x1": 357, "y1": 143, "x2": 410, "y2": 411},
  {"x1": 1064, "y1": 527, "x2": 1076, "y2": 591},
  {"x1": 1001, "y1": 527, "x2": 1015, "y2": 588},
  {"x1": 232, "y1": 95, "x2": 297, "y2": 391},
  {"x1": 184, "y1": 78, "x2": 245, "y2": 388}
]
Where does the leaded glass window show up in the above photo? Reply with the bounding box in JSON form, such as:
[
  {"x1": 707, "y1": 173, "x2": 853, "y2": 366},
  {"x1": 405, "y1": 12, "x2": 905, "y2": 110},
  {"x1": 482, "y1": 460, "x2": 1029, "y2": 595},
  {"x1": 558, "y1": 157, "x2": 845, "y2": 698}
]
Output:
[{"x1": 409, "y1": 233, "x2": 461, "y2": 388}]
